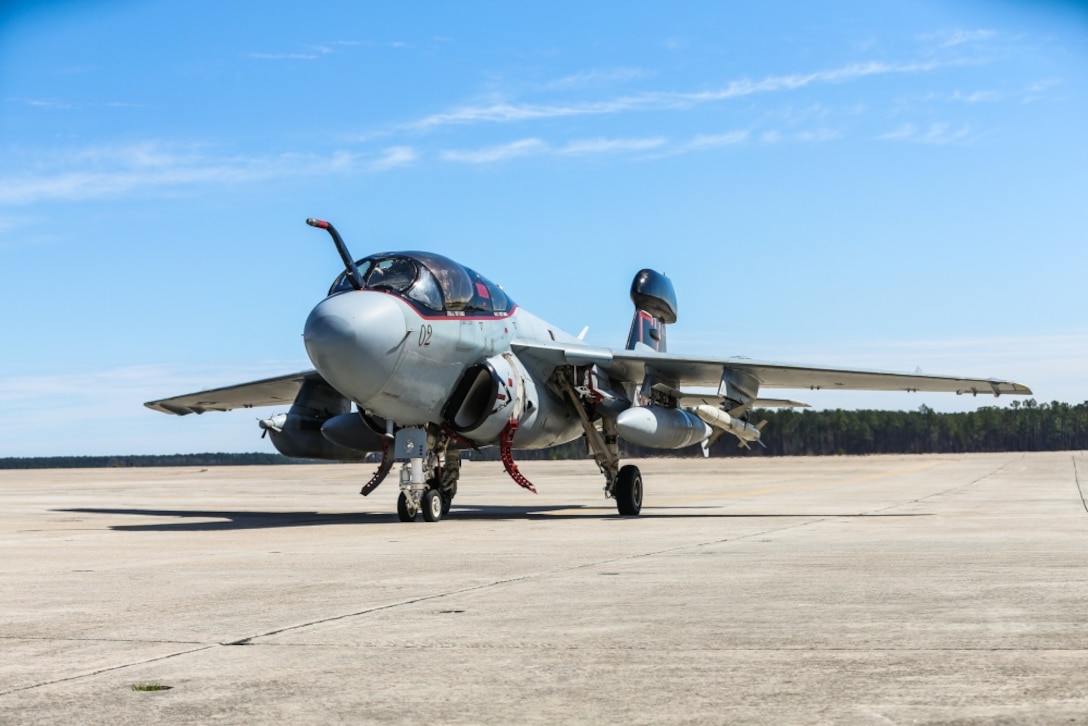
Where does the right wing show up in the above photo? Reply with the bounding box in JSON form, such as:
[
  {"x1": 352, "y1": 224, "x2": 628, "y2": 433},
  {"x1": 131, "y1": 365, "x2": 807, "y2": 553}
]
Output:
[
  {"x1": 511, "y1": 342, "x2": 1032, "y2": 398},
  {"x1": 144, "y1": 370, "x2": 322, "y2": 415}
]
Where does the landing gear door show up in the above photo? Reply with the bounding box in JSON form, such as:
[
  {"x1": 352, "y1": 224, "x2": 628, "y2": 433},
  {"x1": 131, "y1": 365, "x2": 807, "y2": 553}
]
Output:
[{"x1": 394, "y1": 427, "x2": 428, "y2": 461}]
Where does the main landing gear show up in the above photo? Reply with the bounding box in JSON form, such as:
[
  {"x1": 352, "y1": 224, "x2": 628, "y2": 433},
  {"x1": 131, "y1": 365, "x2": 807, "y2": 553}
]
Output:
[{"x1": 557, "y1": 369, "x2": 643, "y2": 516}]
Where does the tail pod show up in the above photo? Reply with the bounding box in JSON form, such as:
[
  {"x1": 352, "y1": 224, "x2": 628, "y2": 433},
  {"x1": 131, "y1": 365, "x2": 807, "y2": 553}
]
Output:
[{"x1": 626, "y1": 269, "x2": 678, "y2": 353}]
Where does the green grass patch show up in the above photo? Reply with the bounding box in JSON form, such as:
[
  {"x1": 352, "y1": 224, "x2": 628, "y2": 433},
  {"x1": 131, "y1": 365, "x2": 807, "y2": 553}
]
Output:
[{"x1": 132, "y1": 683, "x2": 172, "y2": 692}]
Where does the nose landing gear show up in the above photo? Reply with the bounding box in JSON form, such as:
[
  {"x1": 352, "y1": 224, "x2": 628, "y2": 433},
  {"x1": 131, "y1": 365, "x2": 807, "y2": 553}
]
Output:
[{"x1": 392, "y1": 427, "x2": 461, "y2": 523}]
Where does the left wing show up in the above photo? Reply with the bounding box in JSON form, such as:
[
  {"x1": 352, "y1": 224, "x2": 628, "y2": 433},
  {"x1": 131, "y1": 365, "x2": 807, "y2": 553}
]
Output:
[
  {"x1": 511, "y1": 342, "x2": 1032, "y2": 398},
  {"x1": 145, "y1": 370, "x2": 322, "y2": 415}
]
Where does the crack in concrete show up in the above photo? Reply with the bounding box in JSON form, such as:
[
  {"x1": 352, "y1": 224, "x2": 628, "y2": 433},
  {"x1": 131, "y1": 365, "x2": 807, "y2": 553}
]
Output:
[{"x1": 0, "y1": 645, "x2": 214, "y2": 697}]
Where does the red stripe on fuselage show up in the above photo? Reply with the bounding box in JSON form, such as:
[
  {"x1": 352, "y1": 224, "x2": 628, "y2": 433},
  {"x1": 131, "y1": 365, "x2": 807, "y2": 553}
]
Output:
[{"x1": 344, "y1": 288, "x2": 519, "y2": 321}]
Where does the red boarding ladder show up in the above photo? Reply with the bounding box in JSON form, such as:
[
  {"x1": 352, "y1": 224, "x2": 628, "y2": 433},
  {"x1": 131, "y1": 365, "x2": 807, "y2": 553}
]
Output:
[{"x1": 499, "y1": 419, "x2": 536, "y2": 493}]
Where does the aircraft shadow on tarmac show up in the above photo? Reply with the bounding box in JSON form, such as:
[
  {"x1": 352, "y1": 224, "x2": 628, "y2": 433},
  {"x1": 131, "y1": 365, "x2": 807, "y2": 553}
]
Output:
[{"x1": 55, "y1": 506, "x2": 930, "y2": 531}]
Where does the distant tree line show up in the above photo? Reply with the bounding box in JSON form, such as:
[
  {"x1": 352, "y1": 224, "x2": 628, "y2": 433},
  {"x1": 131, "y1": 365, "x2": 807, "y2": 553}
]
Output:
[
  {"x1": 0, "y1": 452, "x2": 303, "y2": 470},
  {"x1": 693, "y1": 398, "x2": 1088, "y2": 458},
  {"x1": 4, "y1": 400, "x2": 1084, "y2": 469},
  {"x1": 493, "y1": 399, "x2": 1088, "y2": 460}
]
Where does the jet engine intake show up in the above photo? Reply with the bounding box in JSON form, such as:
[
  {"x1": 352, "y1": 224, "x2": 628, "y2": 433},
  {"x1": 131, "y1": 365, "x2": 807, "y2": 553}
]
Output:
[{"x1": 443, "y1": 353, "x2": 532, "y2": 443}]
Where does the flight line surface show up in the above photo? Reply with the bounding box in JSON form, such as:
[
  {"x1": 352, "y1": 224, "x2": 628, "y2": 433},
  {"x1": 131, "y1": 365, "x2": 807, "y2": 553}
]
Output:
[{"x1": 1, "y1": 453, "x2": 1086, "y2": 724}]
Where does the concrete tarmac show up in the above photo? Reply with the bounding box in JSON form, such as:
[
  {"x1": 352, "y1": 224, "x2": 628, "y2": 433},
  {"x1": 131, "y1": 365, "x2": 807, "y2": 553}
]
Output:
[{"x1": 2, "y1": 452, "x2": 1087, "y2": 724}]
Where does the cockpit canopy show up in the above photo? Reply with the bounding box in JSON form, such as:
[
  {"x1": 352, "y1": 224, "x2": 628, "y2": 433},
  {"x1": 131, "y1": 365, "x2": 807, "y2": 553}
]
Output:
[{"x1": 328, "y1": 251, "x2": 512, "y2": 315}]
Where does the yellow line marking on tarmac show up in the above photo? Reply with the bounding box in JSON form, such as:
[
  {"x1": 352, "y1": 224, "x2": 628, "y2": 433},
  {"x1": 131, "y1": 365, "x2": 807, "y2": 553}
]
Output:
[{"x1": 647, "y1": 461, "x2": 941, "y2": 508}]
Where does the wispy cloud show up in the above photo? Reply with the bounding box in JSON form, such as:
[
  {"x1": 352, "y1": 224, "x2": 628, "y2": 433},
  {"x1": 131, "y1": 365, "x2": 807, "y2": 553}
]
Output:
[
  {"x1": 878, "y1": 122, "x2": 971, "y2": 145},
  {"x1": 0, "y1": 143, "x2": 362, "y2": 206},
  {"x1": 0, "y1": 361, "x2": 309, "y2": 456},
  {"x1": 369, "y1": 145, "x2": 418, "y2": 170},
  {"x1": 441, "y1": 138, "x2": 548, "y2": 164},
  {"x1": 560, "y1": 136, "x2": 667, "y2": 155},
  {"x1": 1024, "y1": 78, "x2": 1063, "y2": 103},
  {"x1": 247, "y1": 51, "x2": 321, "y2": 60},
  {"x1": 950, "y1": 89, "x2": 1001, "y2": 103},
  {"x1": 681, "y1": 131, "x2": 750, "y2": 150},
  {"x1": 924, "y1": 28, "x2": 997, "y2": 49},
  {"x1": 248, "y1": 40, "x2": 360, "y2": 61},
  {"x1": 542, "y1": 67, "x2": 651, "y2": 91},
  {"x1": 440, "y1": 136, "x2": 667, "y2": 164},
  {"x1": 442, "y1": 128, "x2": 842, "y2": 164},
  {"x1": 794, "y1": 129, "x2": 840, "y2": 142},
  {"x1": 7, "y1": 97, "x2": 144, "y2": 110},
  {"x1": 410, "y1": 60, "x2": 947, "y2": 131}
]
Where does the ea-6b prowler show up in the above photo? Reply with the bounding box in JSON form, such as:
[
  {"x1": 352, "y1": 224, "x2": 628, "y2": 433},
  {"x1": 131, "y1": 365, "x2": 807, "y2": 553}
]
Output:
[{"x1": 146, "y1": 219, "x2": 1032, "y2": 522}]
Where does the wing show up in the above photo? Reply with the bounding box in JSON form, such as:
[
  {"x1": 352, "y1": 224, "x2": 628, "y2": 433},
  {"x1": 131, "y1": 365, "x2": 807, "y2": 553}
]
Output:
[
  {"x1": 144, "y1": 370, "x2": 322, "y2": 415},
  {"x1": 611, "y1": 351, "x2": 1032, "y2": 396},
  {"x1": 511, "y1": 342, "x2": 1032, "y2": 398}
]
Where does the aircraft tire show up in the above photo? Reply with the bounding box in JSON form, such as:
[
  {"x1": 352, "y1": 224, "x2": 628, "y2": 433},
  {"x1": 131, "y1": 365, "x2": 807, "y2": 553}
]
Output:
[
  {"x1": 397, "y1": 491, "x2": 416, "y2": 522},
  {"x1": 429, "y1": 477, "x2": 454, "y2": 516},
  {"x1": 421, "y1": 488, "x2": 444, "y2": 522},
  {"x1": 615, "y1": 465, "x2": 643, "y2": 516}
]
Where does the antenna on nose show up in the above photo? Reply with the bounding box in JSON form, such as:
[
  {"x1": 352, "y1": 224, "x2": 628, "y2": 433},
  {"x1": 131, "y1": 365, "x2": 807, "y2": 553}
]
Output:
[{"x1": 307, "y1": 217, "x2": 364, "y2": 291}]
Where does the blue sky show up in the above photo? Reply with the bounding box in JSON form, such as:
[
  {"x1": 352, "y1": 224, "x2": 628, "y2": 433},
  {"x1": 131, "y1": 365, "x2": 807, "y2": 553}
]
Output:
[{"x1": 1, "y1": 0, "x2": 1085, "y2": 456}]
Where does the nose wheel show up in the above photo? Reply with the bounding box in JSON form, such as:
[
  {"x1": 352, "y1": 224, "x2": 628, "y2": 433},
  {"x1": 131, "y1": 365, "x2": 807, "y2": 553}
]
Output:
[
  {"x1": 396, "y1": 491, "x2": 416, "y2": 522},
  {"x1": 395, "y1": 486, "x2": 446, "y2": 522},
  {"x1": 421, "y1": 488, "x2": 443, "y2": 522}
]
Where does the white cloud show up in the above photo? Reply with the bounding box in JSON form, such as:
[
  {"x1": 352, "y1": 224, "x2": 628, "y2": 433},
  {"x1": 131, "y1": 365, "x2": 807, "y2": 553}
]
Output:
[
  {"x1": 440, "y1": 136, "x2": 667, "y2": 164},
  {"x1": 441, "y1": 138, "x2": 547, "y2": 164},
  {"x1": 928, "y1": 29, "x2": 997, "y2": 49},
  {"x1": 794, "y1": 129, "x2": 840, "y2": 142},
  {"x1": 8, "y1": 97, "x2": 73, "y2": 110},
  {"x1": 247, "y1": 52, "x2": 321, "y2": 61},
  {"x1": 441, "y1": 129, "x2": 838, "y2": 164},
  {"x1": 558, "y1": 136, "x2": 666, "y2": 155},
  {"x1": 879, "y1": 123, "x2": 971, "y2": 145},
  {"x1": 950, "y1": 90, "x2": 1001, "y2": 103},
  {"x1": 369, "y1": 146, "x2": 418, "y2": 170},
  {"x1": 542, "y1": 67, "x2": 650, "y2": 91},
  {"x1": 1024, "y1": 78, "x2": 1063, "y2": 103},
  {"x1": 682, "y1": 131, "x2": 750, "y2": 150},
  {"x1": 0, "y1": 143, "x2": 371, "y2": 206},
  {"x1": 7, "y1": 97, "x2": 143, "y2": 111},
  {"x1": 409, "y1": 60, "x2": 947, "y2": 131},
  {"x1": 879, "y1": 123, "x2": 917, "y2": 141},
  {"x1": 0, "y1": 361, "x2": 310, "y2": 457}
]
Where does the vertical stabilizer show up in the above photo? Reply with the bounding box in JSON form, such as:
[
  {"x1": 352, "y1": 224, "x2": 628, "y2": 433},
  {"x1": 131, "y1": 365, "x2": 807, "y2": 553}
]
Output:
[{"x1": 625, "y1": 269, "x2": 677, "y2": 353}]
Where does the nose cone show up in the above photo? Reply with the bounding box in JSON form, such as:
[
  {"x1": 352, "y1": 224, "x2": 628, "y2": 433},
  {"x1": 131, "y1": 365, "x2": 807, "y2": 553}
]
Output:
[{"x1": 303, "y1": 292, "x2": 407, "y2": 404}]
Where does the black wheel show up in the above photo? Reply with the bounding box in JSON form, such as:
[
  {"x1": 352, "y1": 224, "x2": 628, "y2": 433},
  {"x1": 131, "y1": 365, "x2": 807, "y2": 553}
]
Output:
[
  {"x1": 615, "y1": 465, "x2": 643, "y2": 516},
  {"x1": 440, "y1": 491, "x2": 453, "y2": 516},
  {"x1": 397, "y1": 491, "x2": 416, "y2": 522},
  {"x1": 421, "y1": 488, "x2": 444, "y2": 522}
]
